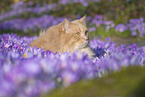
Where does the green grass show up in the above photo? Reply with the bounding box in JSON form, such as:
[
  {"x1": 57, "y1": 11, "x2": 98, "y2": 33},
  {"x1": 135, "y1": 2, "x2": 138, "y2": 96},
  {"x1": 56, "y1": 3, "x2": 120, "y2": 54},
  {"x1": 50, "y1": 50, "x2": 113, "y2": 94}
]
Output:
[
  {"x1": 89, "y1": 26, "x2": 133, "y2": 38},
  {"x1": 41, "y1": 66, "x2": 145, "y2": 97},
  {"x1": 89, "y1": 26, "x2": 140, "y2": 44}
]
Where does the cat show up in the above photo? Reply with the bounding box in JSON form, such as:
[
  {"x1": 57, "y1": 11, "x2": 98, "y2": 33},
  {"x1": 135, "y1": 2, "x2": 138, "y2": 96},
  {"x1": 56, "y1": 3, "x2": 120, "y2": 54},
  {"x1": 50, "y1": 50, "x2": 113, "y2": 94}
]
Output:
[{"x1": 30, "y1": 16, "x2": 95, "y2": 57}]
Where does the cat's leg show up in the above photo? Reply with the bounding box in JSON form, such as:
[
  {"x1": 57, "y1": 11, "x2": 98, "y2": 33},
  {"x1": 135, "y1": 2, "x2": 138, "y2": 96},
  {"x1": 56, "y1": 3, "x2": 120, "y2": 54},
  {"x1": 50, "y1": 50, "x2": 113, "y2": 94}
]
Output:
[{"x1": 79, "y1": 47, "x2": 95, "y2": 58}]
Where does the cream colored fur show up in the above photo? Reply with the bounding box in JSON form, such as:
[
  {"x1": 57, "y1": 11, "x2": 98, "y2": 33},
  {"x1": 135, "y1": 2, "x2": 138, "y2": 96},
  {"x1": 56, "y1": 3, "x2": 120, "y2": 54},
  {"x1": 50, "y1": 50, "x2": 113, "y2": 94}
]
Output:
[{"x1": 30, "y1": 16, "x2": 95, "y2": 57}]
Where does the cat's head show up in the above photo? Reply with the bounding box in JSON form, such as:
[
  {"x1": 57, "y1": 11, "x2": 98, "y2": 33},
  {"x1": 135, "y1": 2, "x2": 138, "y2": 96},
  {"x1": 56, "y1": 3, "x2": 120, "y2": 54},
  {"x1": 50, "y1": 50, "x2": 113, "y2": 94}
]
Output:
[{"x1": 61, "y1": 16, "x2": 89, "y2": 50}]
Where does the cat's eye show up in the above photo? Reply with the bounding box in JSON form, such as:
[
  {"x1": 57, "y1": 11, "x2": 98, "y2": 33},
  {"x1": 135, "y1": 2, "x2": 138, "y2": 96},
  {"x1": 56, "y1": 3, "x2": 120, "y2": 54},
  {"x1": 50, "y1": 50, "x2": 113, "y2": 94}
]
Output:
[{"x1": 76, "y1": 32, "x2": 80, "y2": 36}]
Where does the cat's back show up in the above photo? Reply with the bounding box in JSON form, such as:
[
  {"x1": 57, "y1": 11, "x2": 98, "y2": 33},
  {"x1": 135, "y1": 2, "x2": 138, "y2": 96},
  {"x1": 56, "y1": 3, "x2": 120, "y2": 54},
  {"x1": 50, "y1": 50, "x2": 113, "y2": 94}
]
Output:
[
  {"x1": 40, "y1": 22, "x2": 62, "y2": 37},
  {"x1": 30, "y1": 22, "x2": 63, "y2": 52}
]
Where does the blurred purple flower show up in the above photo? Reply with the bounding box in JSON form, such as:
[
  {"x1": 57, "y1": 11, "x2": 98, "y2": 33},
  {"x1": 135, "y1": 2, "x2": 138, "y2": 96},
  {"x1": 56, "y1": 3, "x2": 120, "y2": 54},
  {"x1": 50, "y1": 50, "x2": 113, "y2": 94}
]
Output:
[
  {"x1": 115, "y1": 24, "x2": 127, "y2": 32},
  {"x1": 89, "y1": 27, "x2": 96, "y2": 32}
]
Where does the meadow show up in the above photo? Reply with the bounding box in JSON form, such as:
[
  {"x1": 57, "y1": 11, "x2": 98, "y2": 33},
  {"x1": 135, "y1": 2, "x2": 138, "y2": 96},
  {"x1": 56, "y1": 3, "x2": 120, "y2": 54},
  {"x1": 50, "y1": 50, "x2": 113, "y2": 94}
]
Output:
[{"x1": 0, "y1": 0, "x2": 145, "y2": 97}]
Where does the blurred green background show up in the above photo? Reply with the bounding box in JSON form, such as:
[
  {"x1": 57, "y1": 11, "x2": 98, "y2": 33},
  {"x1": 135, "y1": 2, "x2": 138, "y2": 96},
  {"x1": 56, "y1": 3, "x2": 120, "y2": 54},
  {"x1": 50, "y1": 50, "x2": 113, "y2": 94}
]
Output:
[{"x1": 1, "y1": 0, "x2": 145, "y2": 22}]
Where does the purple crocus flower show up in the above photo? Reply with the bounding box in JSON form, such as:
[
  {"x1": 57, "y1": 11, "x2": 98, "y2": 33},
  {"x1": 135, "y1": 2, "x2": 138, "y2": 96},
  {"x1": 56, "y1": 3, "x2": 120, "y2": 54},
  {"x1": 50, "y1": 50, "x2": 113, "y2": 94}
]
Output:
[{"x1": 115, "y1": 24, "x2": 127, "y2": 32}]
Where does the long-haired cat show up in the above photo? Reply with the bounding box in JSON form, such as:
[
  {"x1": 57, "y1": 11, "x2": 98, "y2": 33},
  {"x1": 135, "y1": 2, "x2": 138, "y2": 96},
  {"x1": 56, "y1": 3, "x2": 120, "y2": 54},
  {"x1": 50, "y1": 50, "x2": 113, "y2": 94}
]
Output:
[{"x1": 30, "y1": 16, "x2": 95, "y2": 57}]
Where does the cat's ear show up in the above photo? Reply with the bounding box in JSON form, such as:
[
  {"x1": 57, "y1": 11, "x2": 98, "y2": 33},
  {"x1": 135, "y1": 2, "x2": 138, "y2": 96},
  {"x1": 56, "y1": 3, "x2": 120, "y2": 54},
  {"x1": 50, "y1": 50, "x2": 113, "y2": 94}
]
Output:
[
  {"x1": 80, "y1": 15, "x2": 86, "y2": 25},
  {"x1": 62, "y1": 19, "x2": 71, "y2": 33}
]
